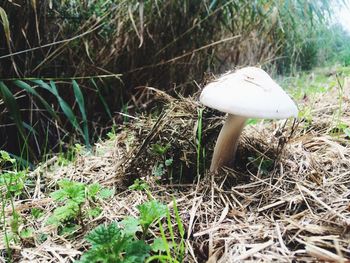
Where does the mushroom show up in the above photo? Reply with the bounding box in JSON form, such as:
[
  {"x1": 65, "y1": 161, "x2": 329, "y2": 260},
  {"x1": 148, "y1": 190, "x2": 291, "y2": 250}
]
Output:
[{"x1": 200, "y1": 66, "x2": 298, "y2": 172}]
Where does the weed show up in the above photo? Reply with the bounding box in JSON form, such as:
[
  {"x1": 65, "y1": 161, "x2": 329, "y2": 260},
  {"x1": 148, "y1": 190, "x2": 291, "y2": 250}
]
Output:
[
  {"x1": 79, "y1": 197, "x2": 186, "y2": 263},
  {"x1": 151, "y1": 143, "x2": 171, "y2": 156},
  {"x1": 247, "y1": 156, "x2": 274, "y2": 176},
  {"x1": 78, "y1": 199, "x2": 166, "y2": 262},
  {"x1": 47, "y1": 180, "x2": 114, "y2": 234},
  {"x1": 150, "y1": 143, "x2": 174, "y2": 181},
  {"x1": 57, "y1": 143, "x2": 85, "y2": 166},
  {"x1": 129, "y1": 181, "x2": 186, "y2": 261},
  {"x1": 77, "y1": 222, "x2": 151, "y2": 263},
  {"x1": 129, "y1": 179, "x2": 153, "y2": 200},
  {"x1": 0, "y1": 150, "x2": 28, "y2": 260},
  {"x1": 148, "y1": 199, "x2": 186, "y2": 263},
  {"x1": 332, "y1": 75, "x2": 345, "y2": 137}
]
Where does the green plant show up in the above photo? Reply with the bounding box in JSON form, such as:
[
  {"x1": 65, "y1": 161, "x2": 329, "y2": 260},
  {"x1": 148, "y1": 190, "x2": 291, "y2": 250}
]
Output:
[
  {"x1": 57, "y1": 143, "x2": 86, "y2": 166},
  {"x1": 78, "y1": 222, "x2": 151, "y2": 263},
  {"x1": 150, "y1": 143, "x2": 174, "y2": 180},
  {"x1": 147, "y1": 199, "x2": 186, "y2": 263},
  {"x1": 0, "y1": 150, "x2": 28, "y2": 260},
  {"x1": 333, "y1": 75, "x2": 345, "y2": 136},
  {"x1": 0, "y1": 79, "x2": 92, "y2": 163},
  {"x1": 2, "y1": 0, "x2": 345, "y2": 165},
  {"x1": 79, "y1": 197, "x2": 186, "y2": 263},
  {"x1": 247, "y1": 156, "x2": 274, "y2": 176},
  {"x1": 129, "y1": 180, "x2": 186, "y2": 262},
  {"x1": 47, "y1": 180, "x2": 114, "y2": 231},
  {"x1": 78, "y1": 199, "x2": 167, "y2": 262},
  {"x1": 129, "y1": 179, "x2": 149, "y2": 191}
]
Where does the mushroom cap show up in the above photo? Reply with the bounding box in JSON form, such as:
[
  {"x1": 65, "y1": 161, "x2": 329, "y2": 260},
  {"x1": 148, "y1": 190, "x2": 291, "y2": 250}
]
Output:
[{"x1": 200, "y1": 67, "x2": 298, "y2": 119}]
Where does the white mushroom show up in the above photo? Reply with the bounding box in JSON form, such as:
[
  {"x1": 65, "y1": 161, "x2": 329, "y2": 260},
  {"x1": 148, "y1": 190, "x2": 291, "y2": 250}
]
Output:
[{"x1": 200, "y1": 66, "x2": 298, "y2": 172}]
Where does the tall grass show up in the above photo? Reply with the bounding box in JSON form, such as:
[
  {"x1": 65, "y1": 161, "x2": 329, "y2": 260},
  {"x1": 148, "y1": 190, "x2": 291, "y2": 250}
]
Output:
[{"x1": 0, "y1": 0, "x2": 347, "y2": 161}]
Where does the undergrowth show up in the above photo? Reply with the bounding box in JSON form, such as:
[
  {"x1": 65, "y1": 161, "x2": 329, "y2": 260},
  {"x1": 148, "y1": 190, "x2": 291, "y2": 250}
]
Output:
[
  {"x1": 0, "y1": 150, "x2": 29, "y2": 260},
  {"x1": 78, "y1": 200, "x2": 186, "y2": 262},
  {"x1": 47, "y1": 179, "x2": 114, "y2": 231},
  {"x1": 78, "y1": 180, "x2": 186, "y2": 263},
  {"x1": 1, "y1": 1, "x2": 348, "y2": 162}
]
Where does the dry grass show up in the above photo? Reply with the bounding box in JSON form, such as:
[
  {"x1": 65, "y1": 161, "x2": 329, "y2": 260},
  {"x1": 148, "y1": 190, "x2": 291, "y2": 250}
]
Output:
[{"x1": 1, "y1": 78, "x2": 350, "y2": 262}]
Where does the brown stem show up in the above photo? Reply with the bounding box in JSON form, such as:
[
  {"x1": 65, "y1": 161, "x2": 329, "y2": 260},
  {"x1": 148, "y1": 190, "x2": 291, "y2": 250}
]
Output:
[{"x1": 210, "y1": 114, "x2": 246, "y2": 172}]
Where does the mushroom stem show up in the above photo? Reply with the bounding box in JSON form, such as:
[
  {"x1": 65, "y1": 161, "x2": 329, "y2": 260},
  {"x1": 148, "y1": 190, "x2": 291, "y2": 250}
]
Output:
[{"x1": 210, "y1": 114, "x2": 247, "y2": 172}]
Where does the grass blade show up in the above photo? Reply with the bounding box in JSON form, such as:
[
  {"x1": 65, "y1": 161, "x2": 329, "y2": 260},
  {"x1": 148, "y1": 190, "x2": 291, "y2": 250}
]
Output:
[
  {"x1": 33, "y1": 79, "x2": 83, "y2": 134},
  {"x1": 72, "y1": 80, "x2": 90, "y2": 147},
  {"x1": 49, "y1": 81, "x2": 82, "y2": 135},
  {"x1": 90, "y1": 79, "x2": 112, "y2": 120},
  {"x1": 0, "y1": 81, "x2": 26, "y2": 141},
  {"x1": 0, "y1": 7, "x2": 11, "y2": 46},
  {"x1": 13, "y1": 80, "x2": 59, "y2": 120},
  {"x1": 31, "y1": 79, "x2": 56, "y2": 95}
]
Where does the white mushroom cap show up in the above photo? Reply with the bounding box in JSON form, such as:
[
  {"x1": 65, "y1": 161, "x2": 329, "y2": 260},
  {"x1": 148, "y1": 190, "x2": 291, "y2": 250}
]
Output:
[{"x1": 200, "y1": 67, "x2": 298, "y2": 119}]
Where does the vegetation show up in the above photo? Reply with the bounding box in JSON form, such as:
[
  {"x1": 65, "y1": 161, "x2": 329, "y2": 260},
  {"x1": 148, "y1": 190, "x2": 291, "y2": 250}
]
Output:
[
  {"x1": 1, "y1": 0, "x2": 349, "y2": 162},
  {"x1": 78, "y1": 198, "x2": 185, "y2": 263},
  {"x1": 47, "y1": 179, "x2": 114, "y2": 228},
  {"x1": 1, "y1": 0, "x2": 350, "y2": 262},
  {"x1": 1, "y1": 66, "x2": 350, "y2": 261}
]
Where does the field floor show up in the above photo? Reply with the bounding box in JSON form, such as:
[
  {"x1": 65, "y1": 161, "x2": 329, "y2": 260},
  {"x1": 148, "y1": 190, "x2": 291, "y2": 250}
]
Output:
[{"x1": 1, "y1": 67, "x2": 350, "y2": 262}]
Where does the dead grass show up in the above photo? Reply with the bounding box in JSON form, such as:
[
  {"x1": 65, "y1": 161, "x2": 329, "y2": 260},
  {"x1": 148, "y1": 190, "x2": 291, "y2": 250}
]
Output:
[{"x1": 1, "y1": 78, "x2": 350, "y2": 262}]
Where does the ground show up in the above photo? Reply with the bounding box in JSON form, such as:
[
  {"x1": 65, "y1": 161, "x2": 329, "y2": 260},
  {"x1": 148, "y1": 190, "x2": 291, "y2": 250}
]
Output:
[{"x1": 1, "y1": 67, "x2": 350, "y2": 262}]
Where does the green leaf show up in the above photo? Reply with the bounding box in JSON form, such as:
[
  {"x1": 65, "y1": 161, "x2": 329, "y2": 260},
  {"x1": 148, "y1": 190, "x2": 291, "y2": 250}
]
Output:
[
  {"x1": 31, "y1": 208, "x2": 44, "y2": 219},
  {"x1": 0, "y1": 81, "x2": 26, "y2": 141},
  {"x1": 98, "y1": 188, "x2": 114, "y2": 199},
  {"x1": 91, "y1": 78, "x2": 112, "y2": 119},
  {"x1": 50, "y1": 180, "x2": 85, "y2": 204},
  {"x1": 173, "y1": 198, "x2": 184, "y2": 238},
  {"x1": 87, "y1": 183, "x2": 101, "y2": 198},
  {"x1": 51, "y1": 81, "x2": 82, "y2": 134},
  {"x1": 31, "y1": 79, "x2": 56, "y2": 94},
  {"x1": 87, "y1": 207, "x2": 102, "y2": 218},
  {"x1": 13, "y1": 80, "x2": 59, "y2": 120},
  {"x1": 0, "y1": 7, "x2": 11, "y2": 46},
  {"x1": 20, "y1": 228, "x2": 34, "y2": 239},
  {"x1": 152, "y1": 163, "x2": 164, "y2": 177},
  {"x1": 165, "y1": 158, "x2": 173, "y2": 167},
  {"x1": 129, "y1": 179, "x2": 149, "y2": 191},
  {"x1": 72, "y1": 80, "x2": 86, "y2": 120},
  {"x1": 0, "y1": 150, "x2": 16, "y2": 164},
  {"x1": 0, "y1": 172, "x2": 25, "y2": 196},
  {"x1": 50, "y1": 188, "x2": 67, "y2": 201},
  {"x1": 124, "y1": 240, "x2": 150, "y2": 263},
  {"x1": 47, "y1": 202, "x2": 79, "y2": 225},
  {"x1": 151, "y1": 143, "x2": 170, "y2": 155},
  {"x1": 86, "y1": 222, "x2": 123, "y2": 247},
  {"x1": 151, "y1": 237, "x2": 167, "y2": 252},
  {"x1": 76, "y1": 222, "x2": 151, "y2": 263},
  {"x1": 137, "y1": 200, "x2": 167, "y2": 229},
  {"x1": 22, "y1": 121, "x2": 38, "y2": 135},
  {"x1": 120, "y1": 216, "x2": 141, "y2": 236},
  {"x1": 72, "y1": 80, "x2": 90, "y2": 147},
  {"x1": 32, "y1": 80, "x2": 83, "y2": 134},
  {"x1": 60, "y1": 224, "x2": 80, "y2": 236},
  {"x1": 246, "y1": 118, "x2": 258, "y2": 125}
]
